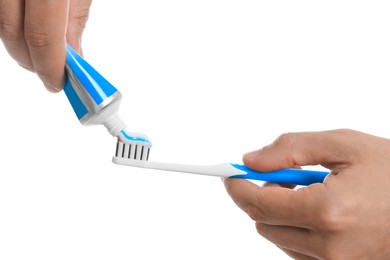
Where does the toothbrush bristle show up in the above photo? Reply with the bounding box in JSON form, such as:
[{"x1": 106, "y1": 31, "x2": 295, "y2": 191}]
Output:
[{"x1": 115, "y1": 141, "x2": 150, "y2": 161}]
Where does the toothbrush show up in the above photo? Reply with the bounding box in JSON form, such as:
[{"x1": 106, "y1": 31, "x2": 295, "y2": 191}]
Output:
[
  {"x1": 63, "y1": 44, "x2": 152, "y2": 156},
  {"x1": 112, "y1": 141, "x2": 329, "y2": 186},
  {"x1": 63, "y1": 44, "x2": 329, "y2": 185}
]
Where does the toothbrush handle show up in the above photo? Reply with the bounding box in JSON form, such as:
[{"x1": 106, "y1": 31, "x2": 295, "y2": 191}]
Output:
[{"x1": 230, "y1": 164, "x2": 329, "y2": 186}]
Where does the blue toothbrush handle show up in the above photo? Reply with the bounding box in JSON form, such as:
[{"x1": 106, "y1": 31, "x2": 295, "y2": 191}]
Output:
[{"x1": 230, "y1": 164, "x2": 329, "y2": 186}]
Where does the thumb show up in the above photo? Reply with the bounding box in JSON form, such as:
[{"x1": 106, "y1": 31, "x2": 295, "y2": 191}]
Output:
[
  {"x1": 66, "y1": 0, "x2": 92, "y2": 55},
  {"x1": 244, "y1": 129, "x2": 361, "y2": 172}
]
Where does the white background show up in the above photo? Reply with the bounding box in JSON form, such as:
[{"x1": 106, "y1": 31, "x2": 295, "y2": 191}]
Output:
[{"x1": 1, "y1": 1, "x2": 390, "y2": 259}]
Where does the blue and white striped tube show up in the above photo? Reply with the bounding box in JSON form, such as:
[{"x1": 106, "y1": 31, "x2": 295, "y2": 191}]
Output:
[{"x1": 64, "y1": 44, "x2": 126, "y2": 137}]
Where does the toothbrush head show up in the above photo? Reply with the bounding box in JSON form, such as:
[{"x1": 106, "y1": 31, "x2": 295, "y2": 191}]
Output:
[{"x1": 115, "y1": 130, "x2": 152, "y2": 161}]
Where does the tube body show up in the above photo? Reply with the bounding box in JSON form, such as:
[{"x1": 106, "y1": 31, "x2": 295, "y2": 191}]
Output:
[{"x1": 64, "y1": 45, "x2": 125, "y2": 136}]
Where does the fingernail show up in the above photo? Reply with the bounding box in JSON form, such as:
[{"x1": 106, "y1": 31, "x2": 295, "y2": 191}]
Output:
[
  {"x1": 44, "y1": 83, "x2": 63, "y2": 93},
  {"x1": 18, "y1": 63, "x2": 35, "y2": 73},
  {"x1": 46, "y1": 75, "x2": 66, "y2": 92}
]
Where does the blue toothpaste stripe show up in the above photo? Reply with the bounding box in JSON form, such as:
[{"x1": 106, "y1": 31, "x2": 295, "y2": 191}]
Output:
[{"x1": 121, "y1": 130, "x2": 150, "y2": 143}]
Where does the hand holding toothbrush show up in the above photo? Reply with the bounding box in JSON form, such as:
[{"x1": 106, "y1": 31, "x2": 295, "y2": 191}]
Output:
[
  {"x1": 0, "y1": 0, "x2": 92, "y2": 92},
  {"x1": 224, "y1": 129, "x2": 390, "y2": 259}
]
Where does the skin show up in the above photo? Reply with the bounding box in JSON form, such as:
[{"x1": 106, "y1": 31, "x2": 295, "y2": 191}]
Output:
[
  {"x1": 0, "y1": 0, "x2": 92, "y2": 92},
  {"x1": 224, "y1": 129, "x2": 390, "y2": 259}
]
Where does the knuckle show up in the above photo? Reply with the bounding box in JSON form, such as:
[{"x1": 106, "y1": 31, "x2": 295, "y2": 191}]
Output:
[
  {"x1": 24, "y1": 28, "x2": 54, "y2": 52},
  {"x1": 0, "y1": 22, "x2": 23, "y2": 42},
  {"x1": 69, "y1": 5, "x2": 91, "y2": 30},
  {"x1": 274, "y1": 132, "x2": 297, "y2": 148},
  {"x1": 273, "y1": 132, "x2": 305, "y2": 163},
  {"x1": 244, "y1": 193, "x2": 269, "y2": 221},
  {"x1": 316, "y1": 203, "x2": 349, "y2": 233},
  {"x1": 275, "y1": 133, "x2": 287, "y2": 142},
  {"x1": 73, "y1": 13, "x2": 90, "y2": 29},
  {"x1": 245, "y1": 205, "x2": 264, "y2": 221},
  {"x1": 313, "y1": 197, "x2": 358, "y2": 259}
]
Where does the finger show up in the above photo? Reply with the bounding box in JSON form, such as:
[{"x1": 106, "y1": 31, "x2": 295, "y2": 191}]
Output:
[
  {"x1": 262, "y1": 182, "x2": 296, "y2": 189},
  {"x1": 224, "y1": 178, "x2": 326, "y2": 229},
  {"x1": 244, "y1": 129, "x2": 361, "y2": 172},
  {"x1": 24, "y1": 0, "x2": 69, "y2": 92},
  {"x1": 0, "y1": 0, "x2": 33, "y2": 70},
  {"x1": 66, "y1": 0, "x2": 92, "y2": 55},
  {"x1": 256, "y1": 222, "x2": 319, "y2": 258}
]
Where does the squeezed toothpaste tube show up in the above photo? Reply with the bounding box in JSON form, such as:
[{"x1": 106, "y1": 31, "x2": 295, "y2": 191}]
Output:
[
  {"x1": 63, "y1": 44, "x2": 151, "y2": 146},
  {"x1": 64, "y1": 44, "x2": 124, "y2": 136}
]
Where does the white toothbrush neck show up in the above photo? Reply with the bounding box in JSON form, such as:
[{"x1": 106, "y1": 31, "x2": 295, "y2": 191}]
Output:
[{"x1": 112, "y1": 158, "x2": 242, "y2": 178}]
